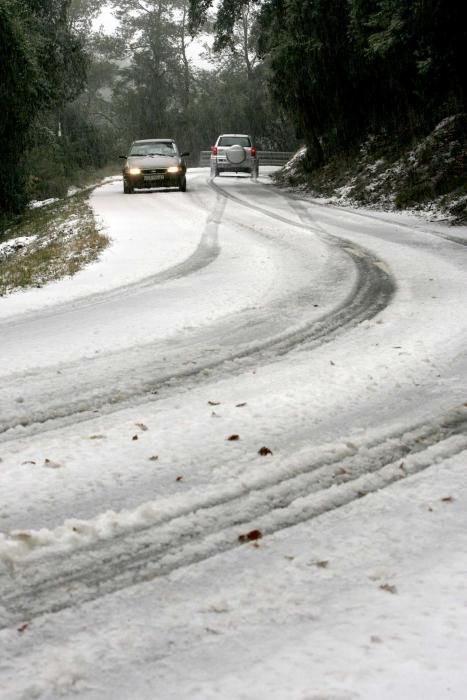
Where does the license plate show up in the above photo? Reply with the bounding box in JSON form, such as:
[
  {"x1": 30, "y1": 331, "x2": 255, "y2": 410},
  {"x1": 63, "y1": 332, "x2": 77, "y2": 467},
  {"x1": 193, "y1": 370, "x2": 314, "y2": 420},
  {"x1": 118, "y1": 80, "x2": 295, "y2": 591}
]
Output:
[{"x1": 144, "y1": 174, "x2": 164, "y2": 182}]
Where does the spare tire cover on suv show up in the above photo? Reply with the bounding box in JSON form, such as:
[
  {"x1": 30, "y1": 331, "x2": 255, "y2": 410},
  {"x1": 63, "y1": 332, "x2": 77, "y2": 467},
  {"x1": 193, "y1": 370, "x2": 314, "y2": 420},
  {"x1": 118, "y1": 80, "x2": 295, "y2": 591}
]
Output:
[{"x1": 226, "y1": 144, "x2": 247, "y2": 164}]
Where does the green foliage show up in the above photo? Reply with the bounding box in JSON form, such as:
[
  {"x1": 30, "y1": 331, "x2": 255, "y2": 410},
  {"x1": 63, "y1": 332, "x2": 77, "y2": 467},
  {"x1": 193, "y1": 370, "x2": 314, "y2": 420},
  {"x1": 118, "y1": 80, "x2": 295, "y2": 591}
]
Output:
[
  {"x1": 0, "y1": 1, "x2": 39, "y2": 212},
  {"x1": 108, "y1": 0, "x2": 295, "y2": 157},
  {"x1": 190, "y1": 0, "x2": 467, "y2": 169},
  {"x1": 394, "y1": 114, "x2": 467, "y2": 208},
  {"x1": 3, "y1": 0, "x2": 465, "y2": 219},
  {"x1": 24, "y1": 103, "x2": 118, "y2": 201},
  {"x1": 2, "y1": 0, "x2": 297, "y2": 213},
  {"x1": 0, "y1": 0, "x2": 87, "y2": 214}
]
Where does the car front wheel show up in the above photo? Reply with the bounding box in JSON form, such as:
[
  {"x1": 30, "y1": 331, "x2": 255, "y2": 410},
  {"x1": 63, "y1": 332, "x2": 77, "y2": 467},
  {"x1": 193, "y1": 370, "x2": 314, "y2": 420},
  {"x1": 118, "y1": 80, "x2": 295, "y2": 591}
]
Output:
[
  {"x1": 123, "y1": 180, "x2": 133, "y2": 194},
  {"x1": 179, "y1": 175, "x2": 187, "y2": 192}
]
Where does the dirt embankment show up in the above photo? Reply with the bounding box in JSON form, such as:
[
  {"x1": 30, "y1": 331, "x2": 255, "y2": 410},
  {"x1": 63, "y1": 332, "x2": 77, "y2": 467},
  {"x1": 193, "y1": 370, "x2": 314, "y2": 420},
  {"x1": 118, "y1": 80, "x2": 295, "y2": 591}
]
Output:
[{"x1": 275, "y1": 114, "x2": 467, "y2": 224}]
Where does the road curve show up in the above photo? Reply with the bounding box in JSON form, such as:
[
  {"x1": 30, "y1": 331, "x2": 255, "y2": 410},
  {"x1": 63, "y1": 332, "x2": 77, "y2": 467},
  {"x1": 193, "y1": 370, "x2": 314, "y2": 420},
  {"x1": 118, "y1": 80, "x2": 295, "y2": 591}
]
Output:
[{"x1": 1, "y1": 169, "x2": 467, "y2": 626}]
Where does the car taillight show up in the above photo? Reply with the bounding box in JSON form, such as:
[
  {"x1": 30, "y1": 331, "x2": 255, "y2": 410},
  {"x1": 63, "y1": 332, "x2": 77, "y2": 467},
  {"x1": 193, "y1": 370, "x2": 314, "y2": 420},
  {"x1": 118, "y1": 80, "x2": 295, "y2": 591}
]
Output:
[
  {"x1": 212, "y1": 146, "x2": 218, "y2": 155},
  {"x1": 251, "y1": 147, "x2": 257, "y2": 157}
]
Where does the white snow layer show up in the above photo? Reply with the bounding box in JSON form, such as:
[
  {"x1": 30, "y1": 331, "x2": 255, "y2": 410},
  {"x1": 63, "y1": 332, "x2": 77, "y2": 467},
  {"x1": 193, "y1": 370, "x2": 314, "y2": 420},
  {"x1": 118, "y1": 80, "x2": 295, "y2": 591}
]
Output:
[{"x1": 0, "y1": 168, "x2": 467, "y2": 699}]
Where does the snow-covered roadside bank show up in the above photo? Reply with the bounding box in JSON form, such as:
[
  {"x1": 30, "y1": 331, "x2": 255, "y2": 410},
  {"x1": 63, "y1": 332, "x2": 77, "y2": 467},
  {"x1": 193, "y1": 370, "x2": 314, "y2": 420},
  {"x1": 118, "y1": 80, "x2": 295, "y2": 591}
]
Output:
[
  {"x1": 0, "y1": 173, "x2": 208, "y2": 320},
  {"x1": 276, "y1": 115, "x2": 467, "y2": 226},
  {"x1": 257, "y1": 163, "x2": 467, "y2": 242}
]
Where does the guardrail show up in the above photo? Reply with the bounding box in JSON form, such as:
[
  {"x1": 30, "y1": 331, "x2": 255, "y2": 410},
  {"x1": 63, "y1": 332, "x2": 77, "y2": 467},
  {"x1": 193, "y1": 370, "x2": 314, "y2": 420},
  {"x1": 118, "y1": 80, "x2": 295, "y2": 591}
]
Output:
[{"x1": 199, "y1": 150, "x2": 294, "y2": 167}]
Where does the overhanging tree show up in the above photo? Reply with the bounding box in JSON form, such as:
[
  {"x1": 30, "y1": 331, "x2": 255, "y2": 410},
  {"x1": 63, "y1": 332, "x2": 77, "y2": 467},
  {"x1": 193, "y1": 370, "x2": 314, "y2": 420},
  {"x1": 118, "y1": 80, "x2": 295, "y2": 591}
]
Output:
[
  {"x1": 189, "y1": 0, "x2": 467, "y2": 167},
  {"x1": 0, "y1": 0, "x2": 87, "y2": 214}
]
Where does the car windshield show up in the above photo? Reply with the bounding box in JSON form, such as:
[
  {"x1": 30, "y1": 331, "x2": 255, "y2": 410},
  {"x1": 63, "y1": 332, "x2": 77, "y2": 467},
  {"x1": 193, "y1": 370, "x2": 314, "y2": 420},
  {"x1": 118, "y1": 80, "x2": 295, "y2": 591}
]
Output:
[
  {"x1": 130, "y1": 142, "x2": 176, "y2": 156},
  {"x1": 218, "y1": 136, "x2": 251, "y2": 147}
]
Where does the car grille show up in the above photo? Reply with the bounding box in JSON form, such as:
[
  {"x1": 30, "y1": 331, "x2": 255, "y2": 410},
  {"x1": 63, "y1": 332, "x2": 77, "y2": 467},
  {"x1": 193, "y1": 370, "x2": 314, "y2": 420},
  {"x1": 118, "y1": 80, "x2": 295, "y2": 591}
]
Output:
[{"x1": 142, "y1": 168, "x2": 167, "y2": 174}]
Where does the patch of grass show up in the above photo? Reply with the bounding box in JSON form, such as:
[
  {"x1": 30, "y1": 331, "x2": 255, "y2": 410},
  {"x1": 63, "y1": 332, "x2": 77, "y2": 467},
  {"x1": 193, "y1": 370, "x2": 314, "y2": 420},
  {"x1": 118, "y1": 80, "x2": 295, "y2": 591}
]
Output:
[
  {"x1": 0, "y1": 191, "x2": 110, "y2": 296},
  {"x1": 26, "y1": 159, "x2": 121, "y2": 202},
  {"x1": 66, "y1": 163, "x2": 121, "y2": 191}
]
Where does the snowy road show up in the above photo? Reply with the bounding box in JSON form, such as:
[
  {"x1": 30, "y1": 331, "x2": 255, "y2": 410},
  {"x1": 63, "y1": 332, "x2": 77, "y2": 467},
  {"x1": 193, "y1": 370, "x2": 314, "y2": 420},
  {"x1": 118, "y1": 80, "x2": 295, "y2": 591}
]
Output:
[{"x1": 1, "y1": 169, "x2": 467, "y2": 699}]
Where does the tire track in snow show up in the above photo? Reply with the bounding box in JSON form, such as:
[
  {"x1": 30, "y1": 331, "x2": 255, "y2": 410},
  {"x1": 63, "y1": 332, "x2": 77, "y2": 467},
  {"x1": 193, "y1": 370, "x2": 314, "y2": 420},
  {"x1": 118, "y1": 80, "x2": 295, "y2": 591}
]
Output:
[
  {"x1": 0, "y1": 185, "x2": 395, "y2": 440},
  {"x1": 276, "y1": 186, "x2": 467, "y2": 248},
  {"x1": 1, "y1": 405, "x2": 466, "y2": 628},
  {"x1": 0, "y1": 190, "x2": 226, "y2": 331}
]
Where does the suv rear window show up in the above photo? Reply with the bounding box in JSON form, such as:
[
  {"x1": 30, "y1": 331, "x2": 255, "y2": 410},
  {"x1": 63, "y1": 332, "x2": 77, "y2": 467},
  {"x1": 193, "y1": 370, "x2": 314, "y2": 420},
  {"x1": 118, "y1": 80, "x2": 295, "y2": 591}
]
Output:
[{"x1": 218, "y1": 136, "x2": 251, "y2": 147}]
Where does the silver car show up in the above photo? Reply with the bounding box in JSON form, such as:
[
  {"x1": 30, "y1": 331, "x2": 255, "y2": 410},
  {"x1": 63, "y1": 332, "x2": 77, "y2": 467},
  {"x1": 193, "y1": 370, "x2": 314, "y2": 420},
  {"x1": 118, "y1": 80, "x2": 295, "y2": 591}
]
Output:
[
  {"x1": 210, "y1": 134, "x2": 259, "y2": 178},
  {"x1": 121, "y1": 139, "x2": 189, "y2": 193}
]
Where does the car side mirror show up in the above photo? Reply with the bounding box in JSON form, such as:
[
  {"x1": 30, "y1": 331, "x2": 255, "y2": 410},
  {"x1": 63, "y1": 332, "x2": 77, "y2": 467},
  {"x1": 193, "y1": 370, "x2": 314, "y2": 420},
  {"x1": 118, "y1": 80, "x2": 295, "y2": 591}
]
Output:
[
  {"x1": 119, "y1": 155, "x2": 127, "y2": 159},
  {"x1": 180, "y1": 152, "x2": 190, "y2": 157}
]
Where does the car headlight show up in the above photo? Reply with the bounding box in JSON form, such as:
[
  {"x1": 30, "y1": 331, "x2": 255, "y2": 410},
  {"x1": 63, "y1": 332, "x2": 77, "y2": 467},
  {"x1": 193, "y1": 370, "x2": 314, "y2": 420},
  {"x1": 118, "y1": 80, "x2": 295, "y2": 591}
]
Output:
[
  {"x1": 166, "y1": 165, "x2": 181, "y2": 173},
  {"x1": 128, "y1": 167, "x2": 141, "y2": 175}
]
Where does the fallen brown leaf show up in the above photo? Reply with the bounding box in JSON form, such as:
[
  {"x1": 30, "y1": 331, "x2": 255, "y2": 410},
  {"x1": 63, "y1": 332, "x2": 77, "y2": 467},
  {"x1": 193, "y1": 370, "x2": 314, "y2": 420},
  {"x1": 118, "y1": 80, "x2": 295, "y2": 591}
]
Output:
[
  {"x1": 17, "y1": 623, "x2": 29, "y2": 633},
  {"x1": 149, "y1": 455, "x2": 159, "y2": 461},
  {"x1": 258, "y1": 446, "x2": 273, "y2": 456},
  {"x1": 89, "y1": 435, "x2": 105, "y2": 440},
  {"x1": 238, "y1": 529, "x2": 262, "y2": 543},
  {"x1": 22, "y1": 460, "x2": 36, "y2": 465},
  {"x1": 379, "y1": 583, "x2": 397, "y2": 594},
  {"x1": 208, "y1": 400, "x2": 221, "y2": 406},
  {"x1": 12, "y1": 532, "x2": 32, "y2": 541},
  {"x1": 132, "y1": 435, "x2": 138, "y2": 441},
  {"x1": 441, "y1": 496, "x2": 454, "y2": 502},
  {"x1": 236, "y1": 402, "x2": 247, "y2": 407},
  {"x1": 176, "y1": 476, "x2": 183, "y2": 482},
  {"x1": 44, "y1": 459, "x2": 62, "y2": 469},
  {"x1": 227, "y1": 434, "x2": 240, "y2": 441},
  {"x1": 135, "y1": 423, "x2": 148, "y2": 431},
  {"x1": 314, "y1": 560, "x2": 329, "y2": 568}
]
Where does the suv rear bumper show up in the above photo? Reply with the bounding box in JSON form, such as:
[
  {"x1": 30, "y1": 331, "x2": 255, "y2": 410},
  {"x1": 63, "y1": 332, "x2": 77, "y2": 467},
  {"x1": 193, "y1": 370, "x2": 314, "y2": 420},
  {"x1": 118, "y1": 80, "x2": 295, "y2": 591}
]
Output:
[
  {"x1": 216, "y1": 165, "x2": 253, "y2": 173},
  {"x1": 211, "y1": 158, "x2": 256, "y2": 173}
]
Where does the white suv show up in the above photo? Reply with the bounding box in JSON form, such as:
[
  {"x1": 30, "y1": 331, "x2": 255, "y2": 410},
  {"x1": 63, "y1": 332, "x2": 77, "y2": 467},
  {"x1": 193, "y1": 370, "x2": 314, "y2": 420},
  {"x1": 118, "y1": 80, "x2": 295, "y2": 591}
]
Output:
[{"x1": 210, "y1": 134, "x2": 259, "y2": 178}]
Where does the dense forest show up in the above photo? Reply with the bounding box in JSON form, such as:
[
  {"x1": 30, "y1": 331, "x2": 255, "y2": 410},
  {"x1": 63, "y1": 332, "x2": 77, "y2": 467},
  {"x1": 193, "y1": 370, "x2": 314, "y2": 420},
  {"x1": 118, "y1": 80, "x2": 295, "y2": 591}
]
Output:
[
  {"x1": 0, "y1": 0, "x2": 294, "y2": 219},
  {"x1": 1, "y1": 0, "x2": 466, "y2": 219},
  {"x1": 190, "y1": 0, "x2": 466, "y2": 167}
]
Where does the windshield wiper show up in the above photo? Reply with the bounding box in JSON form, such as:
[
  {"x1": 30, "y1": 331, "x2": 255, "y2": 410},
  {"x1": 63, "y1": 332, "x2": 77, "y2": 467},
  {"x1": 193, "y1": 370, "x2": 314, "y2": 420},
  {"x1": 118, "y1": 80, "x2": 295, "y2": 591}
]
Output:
[
  {"x1": 130, "y1": 151, "x2": 175, "y2": 157},
  {"x1": 148, "y1": 152, "x2": 175, "y2": 157}
]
